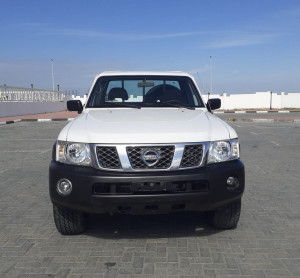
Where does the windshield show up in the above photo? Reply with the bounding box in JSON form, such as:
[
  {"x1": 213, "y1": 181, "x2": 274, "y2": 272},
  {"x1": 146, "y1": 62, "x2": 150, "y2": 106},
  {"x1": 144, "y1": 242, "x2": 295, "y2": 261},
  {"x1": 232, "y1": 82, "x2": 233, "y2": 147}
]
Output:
[{"x1": 86, "y1": 76, "x2": 205, "y2": 108}]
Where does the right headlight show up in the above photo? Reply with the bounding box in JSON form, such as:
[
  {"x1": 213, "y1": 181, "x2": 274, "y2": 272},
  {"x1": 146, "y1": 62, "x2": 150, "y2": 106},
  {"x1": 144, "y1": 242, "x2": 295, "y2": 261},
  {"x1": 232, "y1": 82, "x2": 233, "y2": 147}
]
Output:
[
  {"x1": 207, "y1": 138, "x2": 239, "y2": 164},
  {"x1": 56, "y1": 141, "x2": 91, "y2": 166}
]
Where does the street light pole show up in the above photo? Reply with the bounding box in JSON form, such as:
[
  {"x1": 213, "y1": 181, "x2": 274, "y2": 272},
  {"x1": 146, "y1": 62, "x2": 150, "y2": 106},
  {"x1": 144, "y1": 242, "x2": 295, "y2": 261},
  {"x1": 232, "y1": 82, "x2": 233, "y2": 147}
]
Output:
[
  {"x1": 210, "y1": 56, "x2": 213, "y2": 96},
  {"x1": 51, "y1": 59, "x2": 55, "y2": 91}
]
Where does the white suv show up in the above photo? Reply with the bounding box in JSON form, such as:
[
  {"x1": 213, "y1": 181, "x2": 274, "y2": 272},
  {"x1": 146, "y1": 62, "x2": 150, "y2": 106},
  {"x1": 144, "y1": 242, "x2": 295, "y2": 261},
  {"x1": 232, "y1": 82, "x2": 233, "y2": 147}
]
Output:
[{"x1": 49, "y1": 71, "x2": 245, "y2": 235}]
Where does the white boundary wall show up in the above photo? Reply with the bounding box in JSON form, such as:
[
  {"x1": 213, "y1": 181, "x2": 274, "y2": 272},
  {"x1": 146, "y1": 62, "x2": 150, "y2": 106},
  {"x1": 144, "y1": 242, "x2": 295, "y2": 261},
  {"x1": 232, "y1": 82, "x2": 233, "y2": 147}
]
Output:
[
  {"x1": 0, "y1": 101, "x2": 67, "y2": 118},
  {"x1": 201, "y1": 91, "x2": 300, "y2": 110},
  {"x1": 0, "y1": 85, "x2": 71, "y2": 117},
  {"x1": 72, "y1": 95, "x2": 88, "y2": 105},
  {"x1": 74, "y1": 92, "x2": 300, "y2": 110},
  {"x1": 71, "y1": 91, "x2": 300, "y2": 110}
]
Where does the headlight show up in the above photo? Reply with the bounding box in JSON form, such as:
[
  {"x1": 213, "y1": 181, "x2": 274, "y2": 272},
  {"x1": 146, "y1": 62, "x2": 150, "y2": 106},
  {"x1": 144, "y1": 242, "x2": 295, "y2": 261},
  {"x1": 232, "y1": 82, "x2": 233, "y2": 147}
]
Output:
[
  {"x1": 56, "y1": 141, "x2": 91, "y2": 166},
  {"x1": 207, "y1": 139, "x2": 239, "y2": 164}
]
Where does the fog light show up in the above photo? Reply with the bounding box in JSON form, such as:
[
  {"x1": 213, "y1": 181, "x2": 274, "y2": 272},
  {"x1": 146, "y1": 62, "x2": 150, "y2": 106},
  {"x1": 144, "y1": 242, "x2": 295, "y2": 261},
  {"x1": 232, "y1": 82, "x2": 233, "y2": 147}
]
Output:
[
  {"x1": 57, "y1": 179, "x2": 72, "y2": 195},
  {"x1": 226, "y1": 177, "x2": 239, "y2": 191}
]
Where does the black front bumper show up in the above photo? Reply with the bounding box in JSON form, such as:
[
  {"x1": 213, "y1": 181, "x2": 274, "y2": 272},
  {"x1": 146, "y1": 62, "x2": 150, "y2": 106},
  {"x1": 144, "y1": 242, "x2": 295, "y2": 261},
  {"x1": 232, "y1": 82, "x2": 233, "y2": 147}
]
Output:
[{"x1": 49, "y1": 160, "x2": 245, "y2": 214}]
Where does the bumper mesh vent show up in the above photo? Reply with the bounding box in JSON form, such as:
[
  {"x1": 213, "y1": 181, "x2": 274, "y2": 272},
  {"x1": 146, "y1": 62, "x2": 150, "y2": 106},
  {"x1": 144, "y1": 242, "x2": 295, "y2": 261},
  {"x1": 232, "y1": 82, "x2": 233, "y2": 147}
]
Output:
[
  {"x1": 180, "y1": 144, "x2": 203, "y2": 167},
  {"x1": 96, "y1": 146, "x2": 121, "y2": 169},
  {"x1": 127, "y1": 146, "x2": 175, "y2": 169}
]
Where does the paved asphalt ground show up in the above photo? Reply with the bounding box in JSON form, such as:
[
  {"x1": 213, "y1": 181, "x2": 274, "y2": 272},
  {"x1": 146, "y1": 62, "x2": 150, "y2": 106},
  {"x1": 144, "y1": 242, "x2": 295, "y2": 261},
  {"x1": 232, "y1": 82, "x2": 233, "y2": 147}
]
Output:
[
  {"x1": 216, "y1": 112, "x2": 300, "y2": 123},
  {"x1": 1, "y1": 111, "x2": 300, "y2": 124},
  {"x1": 0, "y1": 119, "x2": 300, "y2": 278}
]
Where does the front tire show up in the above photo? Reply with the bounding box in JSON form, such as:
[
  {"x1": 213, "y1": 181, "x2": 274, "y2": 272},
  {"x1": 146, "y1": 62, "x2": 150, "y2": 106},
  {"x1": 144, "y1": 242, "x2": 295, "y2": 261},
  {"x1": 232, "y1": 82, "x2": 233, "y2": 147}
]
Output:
[
  {"x1": 53, "y1": 204, "x2": 87, "y2": 235},
  {"x1": 212, "y1": 199, "x2": 241, "y2": 229}
]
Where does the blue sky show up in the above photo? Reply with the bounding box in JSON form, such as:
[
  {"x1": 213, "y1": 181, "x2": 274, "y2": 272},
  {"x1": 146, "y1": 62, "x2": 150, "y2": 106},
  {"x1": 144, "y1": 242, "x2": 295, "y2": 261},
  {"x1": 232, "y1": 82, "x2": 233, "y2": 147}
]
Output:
[{"x1": 1, "y1": 0, "x2": 300, "y2": 94}]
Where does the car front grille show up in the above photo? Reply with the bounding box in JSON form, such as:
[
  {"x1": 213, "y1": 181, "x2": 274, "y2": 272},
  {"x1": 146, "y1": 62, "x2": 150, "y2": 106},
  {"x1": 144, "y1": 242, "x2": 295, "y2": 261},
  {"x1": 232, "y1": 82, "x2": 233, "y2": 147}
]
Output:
[
  {"x1": 96, "y1": 146, "x2": 121, "y2": 169},
  {"x1": 180, "y1": 145, "x2": 203, "y2": 167},
  {"x1": 94, "y1": 143, "x2": 206, "y2": 171},
  {"x1": 126, "y1": 146, "x2": 175, "y2": 169}
]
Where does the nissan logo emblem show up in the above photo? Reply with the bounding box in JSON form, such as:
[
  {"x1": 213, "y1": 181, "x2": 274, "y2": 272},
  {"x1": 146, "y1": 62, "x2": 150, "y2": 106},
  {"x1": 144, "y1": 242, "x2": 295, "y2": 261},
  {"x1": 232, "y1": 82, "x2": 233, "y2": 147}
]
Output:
[{"x1": 142, "y1": 149, "x2": 160, "y2": 167}]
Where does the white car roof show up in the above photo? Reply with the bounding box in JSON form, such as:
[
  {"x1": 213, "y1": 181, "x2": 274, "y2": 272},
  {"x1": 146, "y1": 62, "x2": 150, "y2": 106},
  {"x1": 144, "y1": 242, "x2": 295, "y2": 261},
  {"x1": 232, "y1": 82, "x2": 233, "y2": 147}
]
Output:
[{"x1": 95, "y1": 71, "x2": 194, "y2": 78}]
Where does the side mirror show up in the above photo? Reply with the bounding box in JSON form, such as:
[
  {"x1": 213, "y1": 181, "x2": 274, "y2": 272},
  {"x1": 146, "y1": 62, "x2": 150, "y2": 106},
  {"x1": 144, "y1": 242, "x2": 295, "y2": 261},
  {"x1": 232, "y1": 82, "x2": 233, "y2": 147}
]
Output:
[
  {"x1": 207, "y1": 98, "x2": 221, "y2": 112},
  {"x1": 67, "y1": 100, "x2": 83, "y2": 113}
]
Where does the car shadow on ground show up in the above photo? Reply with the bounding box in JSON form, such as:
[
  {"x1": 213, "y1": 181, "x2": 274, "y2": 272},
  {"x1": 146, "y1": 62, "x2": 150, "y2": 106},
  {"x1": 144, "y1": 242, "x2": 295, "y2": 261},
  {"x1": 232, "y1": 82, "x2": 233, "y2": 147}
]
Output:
[{"x1": 85, "y1": 211, "x2": 222, "y2": 239}]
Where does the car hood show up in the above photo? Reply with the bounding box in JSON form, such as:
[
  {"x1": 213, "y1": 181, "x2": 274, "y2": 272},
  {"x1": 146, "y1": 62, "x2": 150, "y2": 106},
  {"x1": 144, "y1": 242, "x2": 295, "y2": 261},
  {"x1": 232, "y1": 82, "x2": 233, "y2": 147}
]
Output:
[{"x1": 58, "y1": 108, "x2": 237, "y2": 144}]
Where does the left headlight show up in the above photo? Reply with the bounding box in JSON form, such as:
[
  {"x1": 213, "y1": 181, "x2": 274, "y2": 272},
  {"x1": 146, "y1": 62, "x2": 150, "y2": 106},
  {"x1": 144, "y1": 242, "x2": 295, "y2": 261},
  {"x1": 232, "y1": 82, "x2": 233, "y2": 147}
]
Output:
[
  {"x1": 207, "y1": 138, "x2": 239, "y2": 164},
  {"x1": 56, "y1": 141, "x2": 91, "y2": 166}
]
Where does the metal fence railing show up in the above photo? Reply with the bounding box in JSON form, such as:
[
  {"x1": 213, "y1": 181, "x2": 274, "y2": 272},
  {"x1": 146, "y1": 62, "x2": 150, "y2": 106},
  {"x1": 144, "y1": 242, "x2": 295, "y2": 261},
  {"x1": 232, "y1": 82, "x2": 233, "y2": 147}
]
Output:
[{"x1": 0, "y1": 85, "x2": 66, "y2": 102}]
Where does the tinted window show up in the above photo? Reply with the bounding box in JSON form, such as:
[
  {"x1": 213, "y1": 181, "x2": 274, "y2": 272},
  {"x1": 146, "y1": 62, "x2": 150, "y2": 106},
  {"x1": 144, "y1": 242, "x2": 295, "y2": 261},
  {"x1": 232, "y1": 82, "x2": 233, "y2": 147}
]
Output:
[{"x1": 86, "y1": 76, "x2": 204, "y2": 108}]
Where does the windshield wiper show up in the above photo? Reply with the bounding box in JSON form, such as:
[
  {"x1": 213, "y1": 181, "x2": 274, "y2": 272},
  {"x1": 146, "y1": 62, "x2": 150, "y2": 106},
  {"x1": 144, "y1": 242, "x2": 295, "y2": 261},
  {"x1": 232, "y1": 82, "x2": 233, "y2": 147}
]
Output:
[
  {"x1": 96, "y1": 103, "x2": 141, "y2": 109},
  {"x1": 155, "y1": 100, "x2": 195, "y2": 110}
]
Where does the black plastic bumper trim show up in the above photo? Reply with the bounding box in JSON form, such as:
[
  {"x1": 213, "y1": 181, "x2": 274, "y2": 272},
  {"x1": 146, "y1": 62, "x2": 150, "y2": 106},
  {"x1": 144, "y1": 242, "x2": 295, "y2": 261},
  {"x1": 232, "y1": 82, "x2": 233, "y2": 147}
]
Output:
[{"x1": 49, "y1": 160, "x2": 245, "y2": 214}]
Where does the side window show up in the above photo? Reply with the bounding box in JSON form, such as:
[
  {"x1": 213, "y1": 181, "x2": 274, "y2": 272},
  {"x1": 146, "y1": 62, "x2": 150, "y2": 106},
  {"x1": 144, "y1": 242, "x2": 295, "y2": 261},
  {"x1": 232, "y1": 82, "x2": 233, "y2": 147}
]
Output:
[
  {"x1": 124, "y1": 80, "x2": 143, "y2": 102},
  {"x1": 107, "y1": 81, "x2": 122, "y2": 92},
  {"x1": 106, "y1": 81, "x2": 122, "y2": 102},
  {"x1": 166, "y1": 80, "x2": 180, "y2": 89},
  {"x1": 105, "y1": 80, "x2": 145, "y2": 103},
  {"x1": 144, "y1": 80, "x2": 180, "y2": 94},
  {"x1": 87, "y1": 79, "x2": 107, "y2": 106},
  {"x1": 188, "y1": 81, "x2": 200, "y2": 106},
  {"x1": 145, "y1": 80, "x2": 163, "y2": 94},
  {"x1": 192, "y1": 95, "x2": 199, "y2": 106}
]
